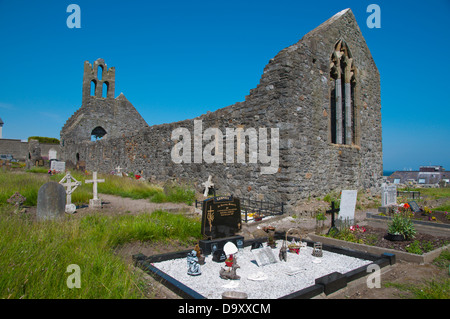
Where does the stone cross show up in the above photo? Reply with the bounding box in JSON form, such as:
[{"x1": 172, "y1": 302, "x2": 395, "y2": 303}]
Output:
[
  {"x1": 115, "y1": 166, "x2": 123, "y2": 176},
  {"x1": 59, "y1": 172, "x2": 81, "y2": 214},
  {"x1": 7, "y1": 192, "x2": 26, "y2": 213},
  {"x1": 85, "y1": 171, "x2": 105, "y2": 209},
  {"x1": 202, "y1": 175, "x2": 214, "y2": 197}
]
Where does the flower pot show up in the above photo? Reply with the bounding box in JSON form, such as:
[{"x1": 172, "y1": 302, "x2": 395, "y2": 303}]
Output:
[{"x1": 385, "y1": 233, "x2": 405, "y2": 241}]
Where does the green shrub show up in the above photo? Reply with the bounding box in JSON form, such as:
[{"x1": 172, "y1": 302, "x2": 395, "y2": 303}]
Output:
[
  {"x1": 388, "y1": 212, "x2": 416, "y2": 240},
  {"x1": 28, "y1": 136, "x2": 60, "y2": 144}
]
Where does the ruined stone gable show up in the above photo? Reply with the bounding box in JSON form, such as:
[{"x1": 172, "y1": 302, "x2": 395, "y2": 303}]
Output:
[
  {"x1": 60, "y1": 58, "x2": 149, "y2": 165},
  {"x1": 61, "y1": 9, "x2": 383, "y2": 209}
]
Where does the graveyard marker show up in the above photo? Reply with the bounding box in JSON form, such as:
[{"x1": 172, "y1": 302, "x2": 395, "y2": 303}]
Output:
[
  {"x1": 85, "y1": 171, "x2": 105, "y2": 209},
  {"x1": 59, "y1": 172, "x2": 81, "y2": 213},
  {"x1": 326, "y1": 201, "x2": 340, "y2": 235}
]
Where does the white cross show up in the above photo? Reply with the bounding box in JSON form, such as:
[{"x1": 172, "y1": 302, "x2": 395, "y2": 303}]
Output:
[
  {"x1": 115, "y1": 166, "x2": 123, "y2": 176},
  {"x1": 201, "y1": 175, "x2": 214, "y2": 197},
  {"x1": 85, "y1": 171, "x2": 105, "y2": 200},
  {"x1": 59, "y1": 172, "x2": 81, "y2": 202}
]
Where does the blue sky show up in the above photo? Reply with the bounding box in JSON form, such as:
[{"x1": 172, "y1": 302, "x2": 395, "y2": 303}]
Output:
[{"x1": 0, "y1": 0, "x2": 449, "y2": 171}]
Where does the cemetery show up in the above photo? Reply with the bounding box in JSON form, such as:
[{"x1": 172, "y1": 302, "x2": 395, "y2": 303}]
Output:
[
  {"x1": 132, "y1": 185, "x2": 449, "y2": 299},
  {"x1": 0, "y1": 163, "x2": 449, "y2": 299},
  {"x1": 0, "y1": 7, "x2": 449, "y2": 301}
]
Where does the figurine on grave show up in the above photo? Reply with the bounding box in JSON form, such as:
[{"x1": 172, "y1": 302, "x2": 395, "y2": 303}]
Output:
[
  {"x1": 220, "y1": 255, "x2": 240, "y2": 280},
  {"x1": 194, "y1": 244, "x2": 205, "y2": 265},
  {"x1": 187, "y1": 250, "x2": 201, "y2": 276},
  {"x1": 279, "y1": 239, "x2": 287, "y2": 262}
]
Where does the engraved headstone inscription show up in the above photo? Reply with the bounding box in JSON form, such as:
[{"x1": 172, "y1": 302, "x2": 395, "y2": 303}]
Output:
[{"x1": 201, "y1": 195, "x2": 241, "y2": 239}]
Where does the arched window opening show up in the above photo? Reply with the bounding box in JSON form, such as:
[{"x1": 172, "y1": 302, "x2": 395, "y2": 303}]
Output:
[
  {"x1": 98, "y1": 65, "x2": 103, "y2": 81},
  {"x1": 90, "y1": 80, "x2": 96, "y2": 96},
  {"x1": 76, "y1": 153, "x2": 80, "y2": 162},
  {"x1": 91, "y1": 126, "x2": 107, "y2": 142},
  {"x1": 102, "y1": 82, "x2": 109, "y2": 98},
  {"x1": 330, "y1": 40, "x2": 357, "y2": 145}
]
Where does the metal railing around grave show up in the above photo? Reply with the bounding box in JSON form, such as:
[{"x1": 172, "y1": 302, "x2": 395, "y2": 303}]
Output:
[
  {"x1": 397, "y1": 191, "x2": 421, "y2": 200},
  {"x1": 240, "y1": 197, "x2": 285, "y2": 223},
  {"x1": 195, "y1": 196, "x2": 285, "y2": 223}
]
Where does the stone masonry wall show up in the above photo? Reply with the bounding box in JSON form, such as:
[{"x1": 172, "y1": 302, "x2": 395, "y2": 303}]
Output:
[{"x1": 62, "y1": 9, "x2": 383, "y2": 210}]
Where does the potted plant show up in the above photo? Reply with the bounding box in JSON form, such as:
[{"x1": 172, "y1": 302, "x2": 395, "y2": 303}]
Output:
[{"x1": 386, "y1": 212, "x2": 416, "y2": 241}]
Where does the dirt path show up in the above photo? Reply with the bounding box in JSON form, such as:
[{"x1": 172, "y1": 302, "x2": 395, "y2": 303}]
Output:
[{"x1": 72, "y1": 193, "x2": 196, "y2": 217}]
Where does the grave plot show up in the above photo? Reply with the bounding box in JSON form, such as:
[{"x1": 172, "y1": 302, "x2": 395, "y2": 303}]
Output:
[{"x1": 133, "y1": 236, "x2": 393, "y2": 299}]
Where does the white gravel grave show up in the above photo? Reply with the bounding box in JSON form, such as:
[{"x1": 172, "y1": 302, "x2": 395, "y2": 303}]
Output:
[{"x1": 152, "y1": 240, "x2": 373, "y2": 299}]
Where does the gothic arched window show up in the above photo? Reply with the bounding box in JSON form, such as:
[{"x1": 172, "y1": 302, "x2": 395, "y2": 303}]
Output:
[{"x1": 330, "y1": 40, "x2": 356, "y2": 145}]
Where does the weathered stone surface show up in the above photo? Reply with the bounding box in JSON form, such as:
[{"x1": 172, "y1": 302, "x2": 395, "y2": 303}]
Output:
[
  {"x1": 37, "y1": 182, "x2": 66, "y2": 221},
  {"x1": 60, "y1": 9, "x2": 383, "y2": 211}
]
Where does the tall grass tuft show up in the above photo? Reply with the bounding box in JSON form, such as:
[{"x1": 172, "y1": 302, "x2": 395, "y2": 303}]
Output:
[
  {"x1": 0, "y1": 206, "x2": 201, "y2": 299},
  {"x1": 0, "y1": 171, "x2": 196, "y2": 207}
]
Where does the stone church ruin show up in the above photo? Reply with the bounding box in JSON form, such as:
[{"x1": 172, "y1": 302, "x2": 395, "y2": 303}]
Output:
[{"x1": 60, "y1": 9, "x2": 383, "y2": 209}]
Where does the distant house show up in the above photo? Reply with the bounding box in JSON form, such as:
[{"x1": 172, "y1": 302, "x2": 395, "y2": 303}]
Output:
[{"x1": 387, "y1": 166, "x2": 450, "y2": 186}]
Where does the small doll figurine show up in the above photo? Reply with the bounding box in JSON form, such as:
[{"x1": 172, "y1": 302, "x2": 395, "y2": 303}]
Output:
[{"x1": 187, "y1": 250, "x2": 201, "y2": 276}]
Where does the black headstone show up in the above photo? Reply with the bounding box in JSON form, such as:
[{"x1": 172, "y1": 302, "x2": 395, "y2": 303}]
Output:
[
  {"x1": 408, "y1": 201, "x2": 421, "y2": 213},
  {"x1": 37, "y1": 182, "x2": 66, "y2": 221},
  {"x1": 201, "y1": 195, "x2": 241, "y2": 239}
]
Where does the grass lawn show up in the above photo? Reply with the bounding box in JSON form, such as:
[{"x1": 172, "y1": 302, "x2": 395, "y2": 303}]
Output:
[
  {"x1": 0, "y1": 170, "x2": 201, "y2": 298},
  {"x1": 0, "y1": 206, "x2": 201, "y2": 299},
  {"x1": 0, "y1": 170, "x2": 195, "y2": 206}
]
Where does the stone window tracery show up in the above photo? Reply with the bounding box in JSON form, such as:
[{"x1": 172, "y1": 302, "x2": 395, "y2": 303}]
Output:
[{"x1": 330, "y1": 40, "x2": 357, "y2": 145}]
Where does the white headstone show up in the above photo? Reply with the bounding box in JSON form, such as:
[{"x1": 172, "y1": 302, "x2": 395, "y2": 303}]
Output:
[
  {"x1": 381, "y1": 183, "x2": 397, "y2": 207},
  {"x1": 51, "y1": 161, "x2": 66, "y2": 173},
  {"x1": 48, "y1": 148, "x2": 57, "y2": 160},
  {"x1": 338, "y1": 190, "x2": 358, "y2": 225},
  {"x1": 115, "y1": 166, "x2": 123, "y2": 176},
  {"x1": 85, "y1": 171, "x2": 105, "y2": 209},
  {"x1": 59, "y1": 172, "x2": 81, "y2": 214}
]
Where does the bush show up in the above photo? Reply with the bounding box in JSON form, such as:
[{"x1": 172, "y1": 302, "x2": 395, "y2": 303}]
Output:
[{"x1": 28, "y1": 136, "x2": 60, "y2": 144}]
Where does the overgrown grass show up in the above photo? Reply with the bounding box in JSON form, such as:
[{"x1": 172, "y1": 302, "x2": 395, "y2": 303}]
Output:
[
  {"x1": 399, "y1": 187, "x2": 450, "y2": 201},
  {"x1": 97, "y1": 175, "x2": 163, "y2": 200},
  {"x1": 0, "y1": 206, "x2": 201, "y2": 299},
  {"x1": 384, "y1": 279, "x2": 450, "y2": 299},
  {"x1": 81, "y1": 210, "x2": 201, "y2": 246},
  {"x1": 384, "y1": 250, "x2": 450, "y2": 299},
  {"x1": 0, "y1": 171, "x2": 50, "y2": 206},
  {"x1": 0, "y1": 171, "x2": 196, "y2": 207},
  {"x1": 434, "y1": 201, "x2": 450, "y2": 212}
]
